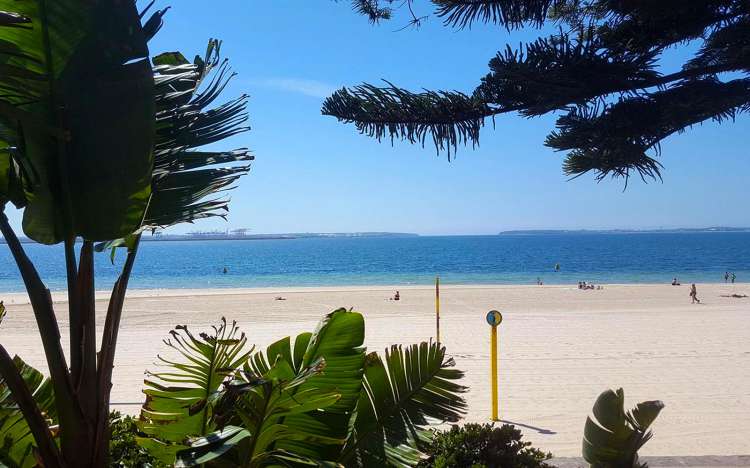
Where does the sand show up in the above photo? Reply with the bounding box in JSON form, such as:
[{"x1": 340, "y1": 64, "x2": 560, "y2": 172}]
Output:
[{"x1": 1, "y1": 283, "x2": 748, "y2": 458}]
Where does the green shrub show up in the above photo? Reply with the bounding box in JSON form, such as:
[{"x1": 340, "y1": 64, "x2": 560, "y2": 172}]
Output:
[
  {"x1": 419, "y1": 423, "x2": 553, "y2": 468},
  {"x1": 109, "y1": 411, "x2": 167, "y2": 468}
]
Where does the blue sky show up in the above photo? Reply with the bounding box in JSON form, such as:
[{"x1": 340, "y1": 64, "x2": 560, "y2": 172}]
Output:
[{"x1": 5, "y1": 1, "x2": 750, "y2": 235}]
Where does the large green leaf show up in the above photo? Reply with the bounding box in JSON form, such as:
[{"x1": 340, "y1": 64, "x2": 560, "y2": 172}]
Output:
[
  {"x1": 248, "y1": 308, "x2": 367, "y2": 461},
  {"x1": 0, "y1": 355, "x2": 57, "y2": 468},
  {"x1": 96, "y1": 40, "x2": 252, "y2": 257},
  {"x1": 146, "y1": 39, "x2": 251, "y2": 230},
  {"x1": 0, "y1": 147, "x2": 30, "y2": 209},
  {"x1": 0, "y1": 0, "x2": 161, "y2": 243},
  {"x1": 177, "y1": 362, "x2": 343, "y2": 467},
  {"x1": 138, "y1": 318, "x2": 252, "y2": 464},
  {"x1": 341, "y1": 341, "x2": 468, "y2": 467},
  {"x1": 582, "y1": 388, "x2": 664, "y2": 468}
]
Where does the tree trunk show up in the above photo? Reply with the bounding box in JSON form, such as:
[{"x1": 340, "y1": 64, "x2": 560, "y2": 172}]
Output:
[{"x1": 0, "y1": 212, "x2": 140, "y2": 467}]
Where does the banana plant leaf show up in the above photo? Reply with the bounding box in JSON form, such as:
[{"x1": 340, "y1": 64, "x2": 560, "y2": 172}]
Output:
[
  {"x1": 247, "y1": 308, "x2": 366, "y2": 461},
  {"x1": 177, "y1": 361, "x2": 343, "y2": 467},
  {"x1": 145, "y1": 39, "x2": 251, "y2": 231},
  {"x1": 138, "y1": 318, "x2": 252, "y2": 465},
  {"x1": 0, "y1": 355, "x2": 57, "y2": 468},
  {"x1": 96, "y1": 40, "x2": 252, "y2": 258},
  {"x1": 0, "y1": 0, "x2": 163, "y2": 243},
  {"x1": 0, "y1": 146, "x2": 31, "y2": 209},
  {"x1": 340, "y1": 341, "x2": 468, "y2": 467},
  {"x1": 582, "y1": 388, "x2": 664, "y2": 468}
]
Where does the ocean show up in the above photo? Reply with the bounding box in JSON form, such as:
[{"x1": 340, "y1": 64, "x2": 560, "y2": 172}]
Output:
[{"x1": 1, "y1": 233, "x2": 749, "y2": 292}]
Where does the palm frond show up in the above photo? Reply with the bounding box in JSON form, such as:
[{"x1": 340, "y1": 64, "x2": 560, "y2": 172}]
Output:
[
  {"x1": 145, "y1": 39, "x2": 252, "y2": 230},
  {"x1": 249, "y1": 308, "x2": 367, "y2": 461},
  {"x1": 177, "y1": 361, "x2": 343, "y2": 467},
  {"x1": 138, "y1": 318, "x2": 252, "y2": 465},
  {"x1": 341, "y1": 341, "x2": 467, "y2": 467},
  {"x1": 322, "y1": 81, "x2": 495, "y2": 159},
  {"x1": 433, "y1": 0, "x2": 560, "y2": 29},
  {"x1": 0, "y1": 356, "x2": 57, "y2": 468}
]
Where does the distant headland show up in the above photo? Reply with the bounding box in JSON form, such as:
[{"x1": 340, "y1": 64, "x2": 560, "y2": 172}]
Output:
[
  {"x1": 0, "y1": 231, "x2": 420, "y2": 244},
  {"x1": 498, "y1": 227, "x2": 750, "y2": 235},
  {"x1": 139, "y1": 231, "x2": 420, "y2": 242}
]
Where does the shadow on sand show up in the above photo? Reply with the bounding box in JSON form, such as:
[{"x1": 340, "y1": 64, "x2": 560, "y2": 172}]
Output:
[{"x1": 499, "y1": 419, "x2": 557, "y2": 435}]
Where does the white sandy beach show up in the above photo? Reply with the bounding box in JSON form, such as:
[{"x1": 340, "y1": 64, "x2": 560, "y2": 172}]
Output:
[{"x1": 1, "y1": 283, "x2": 748, "y2": 457}]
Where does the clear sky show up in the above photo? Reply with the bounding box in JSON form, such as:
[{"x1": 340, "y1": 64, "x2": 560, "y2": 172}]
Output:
[{"x1": 5, "y1": 1, "x2": 750, "y2": 235}]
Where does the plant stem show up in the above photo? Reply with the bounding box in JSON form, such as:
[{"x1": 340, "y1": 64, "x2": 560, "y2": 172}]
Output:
[
  {"x1": 0, "y1": 210, "x2": 80, "y2": 464},
  {"x1": 65, "y1": 238, "x2": 81, "y2": 385},
  {"x1": 0, "y1": 345, "x2": 64, "y2": 468},
  {"x1": 76, "y1": 240, "x2": 98, "y2": 464},
  {"x1": 93, "y1": 235, "x2": 141, "y2": 466}
]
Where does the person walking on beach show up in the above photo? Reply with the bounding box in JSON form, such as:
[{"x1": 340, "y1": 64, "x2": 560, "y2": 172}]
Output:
[
  {"x1": 731, "y1": 272, "x2": 736, "y2": 284},
  {"x1": 690, "y1": 284, "x2": 700, "y2": 304},
  {"x1": 725, "y1": 271, "x2": 729, "y2": 283}
]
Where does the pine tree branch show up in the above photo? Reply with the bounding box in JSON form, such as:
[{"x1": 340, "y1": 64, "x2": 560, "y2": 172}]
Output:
[
  {"x1": 322, "y1": 82, "x2": 499, "y2": 158},
  {"x1": 549, "y1": 78, "x2": 750, "y2": 182},
  {"x1": 478, "y1": 32, "x2": 746, "y2": 116},
  {"x1": 333, "y1": 0, "x2": 750, "y2": 181},
  {"x1": 434, "y1": 0, "x2": 560, "y2": 29},
  {"x1": 476, "y1": 31, "x2": 661, "y2": 116},
  {"x1": 350, "y1": 0, "x2": 393, "y2": 23}
]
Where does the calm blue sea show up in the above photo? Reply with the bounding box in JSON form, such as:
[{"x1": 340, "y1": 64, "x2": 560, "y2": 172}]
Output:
[{"x1": 1, "y1": 233, "x2": 749, "y2": 292}]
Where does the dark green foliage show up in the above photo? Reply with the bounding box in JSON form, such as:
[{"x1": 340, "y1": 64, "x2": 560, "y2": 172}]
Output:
[
  {"x1": 147, "y1": 39, "x2": 252, "y2": 230},
  {"x1": 350, "y1": 0, "x2": 393, "y2": 23},
  {"x1": 324, "y1": 83, "x2": 493, "y2": 159},
  {"x1": 341, "y1": 342, "x2": 468, "y2": 466},
  {"x1": 109, "y1": 411, "x2": 168, "y2": 468},
  {"x1": 0, "y1": 0, "x2": 163, "y2": 243},
  {"x1": 418, "y1": 423, "x2": 553, "y2": 468},
  {"x1": 137, "y1": 318, "x2": 252, "y2": 464},
  {"x1": 0, "y1": 355, "x2": 57, "y2": 468},
  {"x1": 138, "y1": 310, "x2": 468, "y2": 467},
  {"x1": 0, "y1": 10, "x2": 252, "y2": 466},
  {"x1": 328, "y1": 0, "x2": 750, "y2": 183}
]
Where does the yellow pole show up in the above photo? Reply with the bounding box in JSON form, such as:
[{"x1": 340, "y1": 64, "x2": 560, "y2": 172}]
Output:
[
  {"x1": 435, "y1": 276, "x2": 440, "y2": 343},
  {"x1": 491, "y1": 324, "x2": 498, "y2": 420}
]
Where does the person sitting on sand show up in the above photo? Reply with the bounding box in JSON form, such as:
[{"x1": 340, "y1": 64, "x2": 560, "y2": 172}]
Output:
[
  {"x1": 690, "y1": 284, "x2": 700, "y2": 304},
  {"x1": 671, "y1": 278, "x2": 680, "y2": 286},
  {"x1": 393, "y1": 291, "x2": 400, "y2": 301}
]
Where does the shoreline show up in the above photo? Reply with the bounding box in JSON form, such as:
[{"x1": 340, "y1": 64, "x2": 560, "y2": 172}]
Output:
[
  {"x1": 2, "y1": 281, "x2": 747, "y2": 305},
  {"x1": 1, "y1": 282, "x2": 748, "y2": 456}
]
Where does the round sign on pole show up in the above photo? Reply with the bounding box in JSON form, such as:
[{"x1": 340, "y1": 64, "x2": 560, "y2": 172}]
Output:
[{"x1": 486, "y1": 310, "x2": 503, "y2": 327}]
